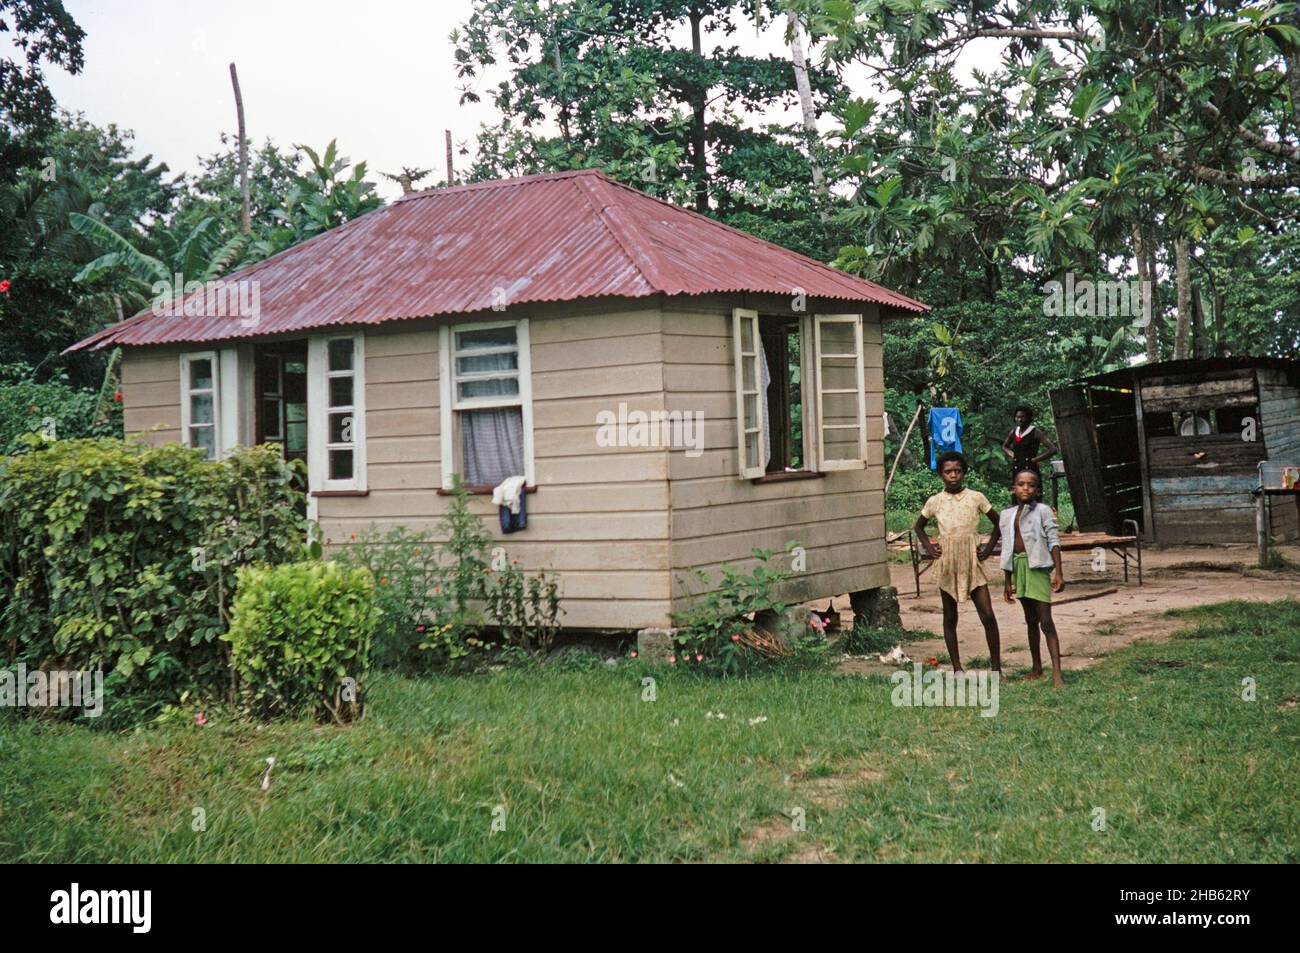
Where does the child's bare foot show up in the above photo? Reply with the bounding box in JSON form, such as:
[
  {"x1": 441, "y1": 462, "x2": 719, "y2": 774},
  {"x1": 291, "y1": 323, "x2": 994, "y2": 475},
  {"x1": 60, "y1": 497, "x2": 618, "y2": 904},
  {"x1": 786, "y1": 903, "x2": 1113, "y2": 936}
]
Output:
[
  {"x1": 1052, "y1": 672, "x2": 1065, "y2": 687},
  {"x1": 1025, "y1": 669, "x2": 1044, "y2": 681}
]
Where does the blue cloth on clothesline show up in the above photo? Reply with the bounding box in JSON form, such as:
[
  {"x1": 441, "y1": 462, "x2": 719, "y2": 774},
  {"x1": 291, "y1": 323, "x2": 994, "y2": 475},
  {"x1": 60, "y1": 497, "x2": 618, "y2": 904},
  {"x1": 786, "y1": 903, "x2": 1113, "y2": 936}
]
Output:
[{"x1": 928, "y1": 407, "x2": 964, "y2": 469}]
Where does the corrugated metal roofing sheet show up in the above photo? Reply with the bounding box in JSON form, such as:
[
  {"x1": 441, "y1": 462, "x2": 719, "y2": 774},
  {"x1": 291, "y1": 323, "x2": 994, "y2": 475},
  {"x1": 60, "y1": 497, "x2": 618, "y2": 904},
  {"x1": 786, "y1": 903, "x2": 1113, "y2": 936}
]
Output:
[{"x1": 68, "y1": 168, "x2": 927, "y2": 351}]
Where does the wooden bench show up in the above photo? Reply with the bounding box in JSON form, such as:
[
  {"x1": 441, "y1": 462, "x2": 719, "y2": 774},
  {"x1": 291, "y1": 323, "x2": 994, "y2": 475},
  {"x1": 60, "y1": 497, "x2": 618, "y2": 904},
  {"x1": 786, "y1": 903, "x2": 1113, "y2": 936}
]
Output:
[{"x1": 907, "y1": 518, "x2": 1142, "y2": 596}]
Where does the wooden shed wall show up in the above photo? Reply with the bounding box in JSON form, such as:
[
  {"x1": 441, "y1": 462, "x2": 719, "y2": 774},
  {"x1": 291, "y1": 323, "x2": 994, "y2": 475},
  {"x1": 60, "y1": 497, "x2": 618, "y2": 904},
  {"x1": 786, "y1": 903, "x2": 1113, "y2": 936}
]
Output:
[
  {"x1": 1259, "y1": 367, "x2": 1300, "y2": 541},
  {"x1": 661, "y1": 296, "x2": 889, "y2": 616}
]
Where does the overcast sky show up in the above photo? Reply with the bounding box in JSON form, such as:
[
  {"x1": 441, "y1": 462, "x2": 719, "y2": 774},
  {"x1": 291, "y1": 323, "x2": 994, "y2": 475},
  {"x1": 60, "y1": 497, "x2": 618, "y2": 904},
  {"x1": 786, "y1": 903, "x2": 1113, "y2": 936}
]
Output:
[{"x1": 20, "y1": 1, "x2": 1005, "y2": 200}]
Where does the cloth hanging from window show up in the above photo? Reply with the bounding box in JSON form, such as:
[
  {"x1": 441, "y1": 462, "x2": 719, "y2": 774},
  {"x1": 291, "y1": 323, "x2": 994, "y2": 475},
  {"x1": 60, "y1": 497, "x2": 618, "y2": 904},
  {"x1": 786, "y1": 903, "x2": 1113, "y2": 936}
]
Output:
[
  {"x1": 928, "y1": 406, "x2": 964, "y2": 469},
  {"x1": 492, "y1": 475, "x2": 528, "y2": 533}
]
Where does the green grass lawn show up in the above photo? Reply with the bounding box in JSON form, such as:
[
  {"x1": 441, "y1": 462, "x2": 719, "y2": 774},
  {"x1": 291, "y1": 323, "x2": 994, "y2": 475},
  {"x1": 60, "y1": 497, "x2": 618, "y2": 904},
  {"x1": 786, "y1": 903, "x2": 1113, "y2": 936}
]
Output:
[{"x1": 2, "y1": 599, "x2": 1297, "y2": 863}]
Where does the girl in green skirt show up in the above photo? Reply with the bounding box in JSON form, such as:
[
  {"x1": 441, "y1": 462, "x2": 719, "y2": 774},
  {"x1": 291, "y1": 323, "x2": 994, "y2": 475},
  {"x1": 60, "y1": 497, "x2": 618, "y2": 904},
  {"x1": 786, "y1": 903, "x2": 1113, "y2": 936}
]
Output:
[{"x1": 985, "y1": 468, "x2": 1066, "y2": 686}]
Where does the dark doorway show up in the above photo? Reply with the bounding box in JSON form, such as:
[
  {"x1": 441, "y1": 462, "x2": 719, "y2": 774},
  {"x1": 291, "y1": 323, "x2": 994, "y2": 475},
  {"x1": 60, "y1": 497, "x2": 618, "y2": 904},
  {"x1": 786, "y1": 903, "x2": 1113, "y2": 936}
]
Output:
[
  {"x1": 760, "y1": 316, "x2": 804, "y2": 472},
  {"x1": 255, "y1": 342, "x2": 308, "y2": 466}
]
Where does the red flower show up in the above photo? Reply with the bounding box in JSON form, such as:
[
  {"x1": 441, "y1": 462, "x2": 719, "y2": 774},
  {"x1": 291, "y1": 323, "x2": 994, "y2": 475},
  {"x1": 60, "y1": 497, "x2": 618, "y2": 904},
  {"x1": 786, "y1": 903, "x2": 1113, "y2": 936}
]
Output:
[
  {"x1": 113, "y1": 391, "x2": 123, "y2": 402},
  {"x1": 0, "y1": 279, "x2": 11, "y2": 294},
  {"x1": 416, "y1": 625, "x2": 426, "y2": 633},
  {"x1": 195, "y1": 711, "x2": 208, "y2": 726},
  {"x1": 926, "y1": 657, "x2": 939, "y2": 667}
]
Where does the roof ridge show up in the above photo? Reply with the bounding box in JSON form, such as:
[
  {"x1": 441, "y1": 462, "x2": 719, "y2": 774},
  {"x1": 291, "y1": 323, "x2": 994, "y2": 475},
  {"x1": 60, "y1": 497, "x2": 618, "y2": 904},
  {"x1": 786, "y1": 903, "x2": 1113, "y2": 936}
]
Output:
[
  {"x1": 395, "y1": 167, "x2": 603, "y2": 204},
  {"x1": 591, "y1": 173, "x2": 925, "y2": 308},
  {"x1": 570, "y1": 173, "x2": 671, "y2": 294}
]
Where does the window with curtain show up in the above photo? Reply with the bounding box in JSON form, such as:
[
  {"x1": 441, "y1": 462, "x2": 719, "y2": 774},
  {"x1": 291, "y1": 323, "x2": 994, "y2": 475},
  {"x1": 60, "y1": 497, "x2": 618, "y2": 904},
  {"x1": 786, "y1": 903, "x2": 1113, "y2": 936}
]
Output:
[{"x1": 441, "y1": 320, "x2": 533, "y2": 489}]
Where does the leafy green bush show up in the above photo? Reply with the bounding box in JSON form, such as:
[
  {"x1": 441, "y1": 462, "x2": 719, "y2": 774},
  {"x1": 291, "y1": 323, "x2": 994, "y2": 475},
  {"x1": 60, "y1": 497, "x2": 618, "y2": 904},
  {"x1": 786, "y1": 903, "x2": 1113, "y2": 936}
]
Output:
[
  {"x1": 224, "y1": 561, "x2": 376, "y2": 723},
  {"x1": 0, "y1": 437, "x2": 308, "y2": 722}
]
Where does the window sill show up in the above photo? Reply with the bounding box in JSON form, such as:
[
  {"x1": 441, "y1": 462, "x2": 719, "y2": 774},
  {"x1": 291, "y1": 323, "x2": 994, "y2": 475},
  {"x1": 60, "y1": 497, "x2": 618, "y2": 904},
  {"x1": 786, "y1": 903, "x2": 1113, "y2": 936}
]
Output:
[
  {"x1": 750, "y1": 470, "x2": 825, "y2": 485},
  {"x1": 437, "y1": 485, "x2": 538, "y2": 496},
  {"x1": 311, "y1": 489, "x2": 370, "y2": 498}
]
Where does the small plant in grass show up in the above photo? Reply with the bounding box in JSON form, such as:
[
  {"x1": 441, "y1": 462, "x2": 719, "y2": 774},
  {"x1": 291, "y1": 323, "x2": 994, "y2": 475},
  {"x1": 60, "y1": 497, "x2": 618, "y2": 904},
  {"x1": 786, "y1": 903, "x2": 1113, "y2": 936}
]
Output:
[
  {"x1": 672, "y1": 546, "x2": 812, "y2": 676},
  {"x1": 839, "y1": 620, "x2": 915, "y2": 656},
  {"x1": 330, "y1": 525, "x2": 447, "y2": 672},
  {"x1": 223, "y1": 561, "x2": 376, "y2": 723},
  {"x1": 416, "y1": 477, "x2": 563, "y2": 665}
]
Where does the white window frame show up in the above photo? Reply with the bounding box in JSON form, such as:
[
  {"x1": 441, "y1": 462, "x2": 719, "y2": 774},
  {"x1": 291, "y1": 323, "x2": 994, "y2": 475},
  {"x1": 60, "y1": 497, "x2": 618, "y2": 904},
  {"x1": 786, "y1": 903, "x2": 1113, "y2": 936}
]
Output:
[
  {"x1": 307, "y1": 332, "x2": 367, "y2": 494},
  {"x1": 732, "y1": 308, "x2": 766, "y2": 479},
  {"x1": 813, "y1": 313, "x2": 868, "y2": 471},
  {"x1": 180, "y1": 351, "x2": 221, "y2": 460},
  {"x1": 439, "y1": 318, "x2": 535, "y2": 489}
]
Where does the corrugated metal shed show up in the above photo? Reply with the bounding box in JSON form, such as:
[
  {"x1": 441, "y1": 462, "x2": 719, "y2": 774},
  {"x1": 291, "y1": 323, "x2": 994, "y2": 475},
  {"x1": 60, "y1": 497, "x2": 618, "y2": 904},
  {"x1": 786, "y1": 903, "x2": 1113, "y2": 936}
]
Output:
[{"x1": 68, "y1": 168, "x2": 927, "y2": 351}]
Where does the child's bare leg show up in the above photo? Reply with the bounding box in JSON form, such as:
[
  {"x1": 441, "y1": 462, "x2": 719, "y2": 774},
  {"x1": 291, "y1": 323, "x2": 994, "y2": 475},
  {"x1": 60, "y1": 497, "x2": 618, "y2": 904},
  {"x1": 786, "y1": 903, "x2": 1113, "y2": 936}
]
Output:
[
  {"x1": 1038, "y1": 602, "x2": 1064, "y2": 686},
  {"x1": 970, "y1": 585, "x2": 1001, "y2": 671},
  {"x1": 940, "y1": 590, "x2": 962, "y2": 671},
  {"x1": 1021, "y1": 599, "x2": 1043, "y2": 678}
]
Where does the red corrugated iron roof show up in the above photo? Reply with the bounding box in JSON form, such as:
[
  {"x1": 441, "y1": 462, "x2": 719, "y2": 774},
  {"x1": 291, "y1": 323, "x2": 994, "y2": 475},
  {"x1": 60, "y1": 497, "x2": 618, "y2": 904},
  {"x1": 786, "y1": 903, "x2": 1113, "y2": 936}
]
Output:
[{"x1": 68, "y1": 168, "x2": 927, "y2": 351}]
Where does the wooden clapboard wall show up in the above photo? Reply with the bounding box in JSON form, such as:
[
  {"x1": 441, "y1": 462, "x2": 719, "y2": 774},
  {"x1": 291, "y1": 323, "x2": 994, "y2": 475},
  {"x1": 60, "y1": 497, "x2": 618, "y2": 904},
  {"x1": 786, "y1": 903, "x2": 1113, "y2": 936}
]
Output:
[
  {"x1": 1258, "y1": 366, "x2": 1300, "y2": 541},
  {"x1": 1142, "y1": 367, "x2": 1264, "y2": 544}
]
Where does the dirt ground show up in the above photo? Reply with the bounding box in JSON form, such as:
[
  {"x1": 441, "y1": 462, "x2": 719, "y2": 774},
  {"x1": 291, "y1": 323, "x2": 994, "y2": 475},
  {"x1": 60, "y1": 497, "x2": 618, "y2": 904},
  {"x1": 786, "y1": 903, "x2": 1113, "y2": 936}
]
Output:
[{"x1": 833, "y1": 542, "x2": 1300, "y2": 676}]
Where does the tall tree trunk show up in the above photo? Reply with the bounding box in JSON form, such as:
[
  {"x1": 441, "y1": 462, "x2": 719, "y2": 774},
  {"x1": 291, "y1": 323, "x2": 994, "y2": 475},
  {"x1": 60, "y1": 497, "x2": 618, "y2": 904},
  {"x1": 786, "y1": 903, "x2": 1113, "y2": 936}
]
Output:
[
  {"x1": 787, "y1": 10, "x2": 829, "y2": 222},
  {"x1": 1133, "y1": 226, "x2": 1160, "y2": 361},
  {"x1": 689, "y1": 8, "x2": 709, "y2": 214},
  {"x1": 229, "y1": 63, "x2": 250, "y2": 237},
  {"x1": 1214, "y1": 288, "x2": 1226, "y2": 356},
  {"x1": 1173, "y1": 236, "x2": 1192, "y2": 360},
  {"x1": 1192, "y1": 286, "x2": 1208, "y2": 358}
]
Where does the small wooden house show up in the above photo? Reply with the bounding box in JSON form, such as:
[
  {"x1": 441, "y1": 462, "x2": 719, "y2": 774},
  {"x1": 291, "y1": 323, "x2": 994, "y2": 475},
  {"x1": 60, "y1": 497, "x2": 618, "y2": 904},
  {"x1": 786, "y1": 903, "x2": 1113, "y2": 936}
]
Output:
[
  {"x1": 1051, "y1": 357, "x2": 1300, "y2": 544},
  {"x1": 69, "y1": 170, "x2": 927, "y2": 630}
]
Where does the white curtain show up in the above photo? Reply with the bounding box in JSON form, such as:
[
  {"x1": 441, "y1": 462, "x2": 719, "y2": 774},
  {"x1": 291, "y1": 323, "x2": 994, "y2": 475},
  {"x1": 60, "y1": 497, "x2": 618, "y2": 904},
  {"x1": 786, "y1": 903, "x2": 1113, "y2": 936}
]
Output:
[{"x1": 464, "y1": 407, "x2": 524, "y2": 486}]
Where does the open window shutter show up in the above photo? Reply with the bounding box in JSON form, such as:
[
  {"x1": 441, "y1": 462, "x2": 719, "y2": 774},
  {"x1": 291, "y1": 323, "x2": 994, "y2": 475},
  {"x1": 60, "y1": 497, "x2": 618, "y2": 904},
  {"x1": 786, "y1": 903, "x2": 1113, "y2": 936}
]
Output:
[
  {"x1": 814, "y1": 314, "x2": 867, "y2": 471},
  {"x1": 732, "y1": 308, "x2": 765, "y2": 478}
]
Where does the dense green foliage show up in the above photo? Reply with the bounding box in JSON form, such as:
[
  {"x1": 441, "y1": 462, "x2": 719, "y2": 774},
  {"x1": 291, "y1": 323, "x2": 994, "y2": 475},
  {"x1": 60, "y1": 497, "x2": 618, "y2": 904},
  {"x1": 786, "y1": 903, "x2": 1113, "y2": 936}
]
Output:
[
  {"x1": 2, "y1": 598, "x2": 1295, "y2": 861},
  {"x1": 224, "y1": 561, "x2": 376, "y2": 724},
  {"x1": 0, "y1": 360, "x2": 122, "y2": 454},
  {"x1": 0, "y1": 439, "x2": 308, "y2": 722}
]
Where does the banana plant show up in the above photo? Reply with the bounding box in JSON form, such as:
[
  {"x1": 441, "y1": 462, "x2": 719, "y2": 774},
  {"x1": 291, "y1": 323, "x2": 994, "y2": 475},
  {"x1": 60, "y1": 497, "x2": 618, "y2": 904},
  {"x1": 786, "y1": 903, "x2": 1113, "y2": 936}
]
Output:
[{"x1": 69, "y1": 213, "x2": 247, "y2": 313}]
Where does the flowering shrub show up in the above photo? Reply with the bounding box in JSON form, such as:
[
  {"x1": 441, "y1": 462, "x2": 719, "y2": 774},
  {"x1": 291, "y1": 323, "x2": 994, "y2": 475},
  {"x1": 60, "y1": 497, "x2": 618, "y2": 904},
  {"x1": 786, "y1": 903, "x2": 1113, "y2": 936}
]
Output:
[
  {"x1": 329, "y1": 525, "x2": 448, "y2": 672},
  {"x1": 0, "y1": 362, "x2": 123, "y2": 455}
]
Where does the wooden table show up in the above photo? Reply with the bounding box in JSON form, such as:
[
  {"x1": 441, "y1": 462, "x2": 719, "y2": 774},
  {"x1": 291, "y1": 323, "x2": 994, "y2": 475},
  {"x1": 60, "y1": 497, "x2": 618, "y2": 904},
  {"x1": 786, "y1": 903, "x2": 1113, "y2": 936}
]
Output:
[{"x1": 908, "y1": 518, "x2": 1142, "y2": 596}]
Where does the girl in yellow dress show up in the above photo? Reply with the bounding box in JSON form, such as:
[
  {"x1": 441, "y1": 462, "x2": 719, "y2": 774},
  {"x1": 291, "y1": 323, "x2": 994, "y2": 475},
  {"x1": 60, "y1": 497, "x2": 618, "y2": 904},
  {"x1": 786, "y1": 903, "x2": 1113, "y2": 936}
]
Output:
[{"x1": 912, "y1": 451, "x2": 1002, "y2": 673}]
